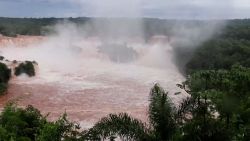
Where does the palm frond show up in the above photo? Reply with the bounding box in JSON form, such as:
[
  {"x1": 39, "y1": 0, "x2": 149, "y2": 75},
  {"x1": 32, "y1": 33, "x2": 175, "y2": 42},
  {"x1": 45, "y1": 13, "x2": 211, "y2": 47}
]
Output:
[
  {"x1": 148, "y1": 83, "x2": 177, "y2": 140},
  {"x1": 85, "y1": 113, "x2": 150, "y2": 141}
]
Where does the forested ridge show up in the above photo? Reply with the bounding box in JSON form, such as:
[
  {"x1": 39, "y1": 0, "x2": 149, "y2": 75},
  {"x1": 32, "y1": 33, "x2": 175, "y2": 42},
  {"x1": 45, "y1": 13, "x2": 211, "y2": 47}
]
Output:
[
  {"x1": 0, "y1": 18, "x2": 250, "y2": 140},
  {"x1": 185, "y1": 19, "x2": 250, "y2": 73},
  {"x1": 1, "y1": 17, "x2": 249, "y2": 38}
]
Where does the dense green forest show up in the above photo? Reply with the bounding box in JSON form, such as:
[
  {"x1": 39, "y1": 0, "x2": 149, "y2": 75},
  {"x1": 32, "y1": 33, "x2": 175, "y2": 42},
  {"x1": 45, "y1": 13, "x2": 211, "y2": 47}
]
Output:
[
  {"x1": 175, "y1": 19, "x2": 250, "y2": 74},
  {"x1": 0, "y1": 17, "x2": 235, "y2": 38},
  {"x1": 0, "y1": 18, "x2": 250, "y2": 140}
]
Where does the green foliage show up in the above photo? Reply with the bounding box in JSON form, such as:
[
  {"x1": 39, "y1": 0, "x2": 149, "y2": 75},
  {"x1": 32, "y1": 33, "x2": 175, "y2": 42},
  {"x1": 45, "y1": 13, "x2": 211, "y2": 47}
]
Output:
[
  {"x1": 149, "y1": 84, "x2": 177, "y2": 141},
  {"x1": 0, "y1": 17, "x2": 58, "y2": 36},
  {"x1": 0, "y1": 56, "x2": 4, "y2": 61},
  {"x1": 0, "y1": 83, "x2": 7, "y2": 95},
  {"x1": 220, "y1": 20, "x2": 250, "y2": 40},
  {"x1": 182, "y1": 116, "x2": 231, "y2": 141},
  {"x1": 0, "y1": 62, "x2": 11, "y2": 95},
  {"x1": 175, "y1": 19, "x2": 250, "y2": 139},
  {"x1": 181, "y1": 65, "x2": 250, "y2": 140},
  {"x1": 37, "y1": 113, "x2": 80, "y2": 141},
  {"x1": 176, "y1": 92, "x2": 231, "y2": 141},
  {"x1": 0, "y1": 62, "x2": 11, "y2": 83},
  {"x1": 173, "y1": 19, "x2": 250, "y2": 74},
  {"x1": 0, "y1": 126, "x2": 8, "y2": 141},
  {"x1": 2, "y1": 17, "x2": 248, "y2": 40},
  {"x1": 186, "y1": 39, "x2": 250, "y2": 73},
  {"x1": 0, "y1": 103, "x2": 46, "y2": 141},
  {"x1": 15, "y1": 61, "x2": 36, "y2": 77},
  {"x1": 0, "y1": 104, "x2": 81, "y2": 141},
  {"x1": 85, "y1": 113, "x2": 149, "y2": 141}
]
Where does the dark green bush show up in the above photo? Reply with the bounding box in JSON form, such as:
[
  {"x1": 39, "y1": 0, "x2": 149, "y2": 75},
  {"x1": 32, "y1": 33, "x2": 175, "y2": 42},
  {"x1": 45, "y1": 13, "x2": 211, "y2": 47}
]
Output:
[
  {"x1": 15, "y1": 61, "x2": 35, "y2": 77},
  {"x1": 0, "y1": 63, "x2": 11, "y2": 83},
  {"x1": 0, "y1": 104, "x2": 80, "y2": 141},
  {"x1": 0, "y1": 56, "x2": 4, "y2": 61},
  {"x1": 185, "y1": 39, "x2": 250, "y2": 74},
  {"x1": 0, "y1": 83, "x2": 7, "y2": 95},
  {"x1": 0, "y1": 62, "x2": 11, "y2": 95}
]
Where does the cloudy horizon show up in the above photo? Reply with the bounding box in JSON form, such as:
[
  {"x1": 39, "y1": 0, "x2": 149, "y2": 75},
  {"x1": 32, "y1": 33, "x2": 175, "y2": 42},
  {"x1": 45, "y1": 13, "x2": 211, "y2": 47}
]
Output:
[{"x1": 0, "y1": 0, "x2": 249, "y2": 19}]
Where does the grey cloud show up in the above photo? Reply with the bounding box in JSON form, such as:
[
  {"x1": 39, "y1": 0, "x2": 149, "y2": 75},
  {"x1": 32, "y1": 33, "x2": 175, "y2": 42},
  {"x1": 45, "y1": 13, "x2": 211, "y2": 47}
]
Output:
[
  {"x1": 65, "y1": 0, "x2": 249, "y2": 19},
  {"x1": 0, "y1": 0, "x2": 249, "y2": 18}
]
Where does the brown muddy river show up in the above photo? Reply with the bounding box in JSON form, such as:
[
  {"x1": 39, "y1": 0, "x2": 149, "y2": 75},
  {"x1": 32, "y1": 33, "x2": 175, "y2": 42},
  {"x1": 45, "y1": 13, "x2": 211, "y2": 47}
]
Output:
[{"x1": 0, "y1": 35, "x2": 187, "y2": 128}]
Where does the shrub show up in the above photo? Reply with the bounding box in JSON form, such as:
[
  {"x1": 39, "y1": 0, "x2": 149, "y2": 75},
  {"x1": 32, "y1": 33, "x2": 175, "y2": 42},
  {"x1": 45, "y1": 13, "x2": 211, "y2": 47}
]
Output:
[
  {"x1": 0, "y1": 62, "x2": 11, "y2": 83},
  {"x1": 0, "y1": 56, "x2": 4, "y2": 61},
  {"x1": 0, "y1": 62, "x2": 11, "y2": 95},
  {"x1": 15, "y1": 61, "x2": 35, "y2": 77}
]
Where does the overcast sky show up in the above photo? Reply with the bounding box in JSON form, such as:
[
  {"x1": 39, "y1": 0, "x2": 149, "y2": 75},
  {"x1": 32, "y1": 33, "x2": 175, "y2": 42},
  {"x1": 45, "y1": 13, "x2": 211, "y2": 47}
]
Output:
[{"x1": 0, "y1": 0, "x2": 249, "y2": 19}]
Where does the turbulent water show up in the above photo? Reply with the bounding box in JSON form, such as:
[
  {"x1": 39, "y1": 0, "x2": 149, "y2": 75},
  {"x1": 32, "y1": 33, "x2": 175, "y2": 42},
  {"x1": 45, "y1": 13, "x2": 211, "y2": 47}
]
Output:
[{"x1": 0, "y1": 35, "x2": 187, "y2": 128}]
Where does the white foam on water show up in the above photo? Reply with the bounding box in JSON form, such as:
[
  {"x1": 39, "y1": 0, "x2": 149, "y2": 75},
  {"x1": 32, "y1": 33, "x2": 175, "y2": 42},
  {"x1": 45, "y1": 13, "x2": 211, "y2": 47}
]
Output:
[{"x1": 0, "y1": 34, "x2": 188, "y2": 127}]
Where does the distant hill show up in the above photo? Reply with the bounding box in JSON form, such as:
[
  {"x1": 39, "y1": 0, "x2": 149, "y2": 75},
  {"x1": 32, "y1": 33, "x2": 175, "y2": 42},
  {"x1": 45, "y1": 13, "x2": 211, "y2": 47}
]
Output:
[{"x1": 2, "y1": 17, "x2": 249, "y2": 39}]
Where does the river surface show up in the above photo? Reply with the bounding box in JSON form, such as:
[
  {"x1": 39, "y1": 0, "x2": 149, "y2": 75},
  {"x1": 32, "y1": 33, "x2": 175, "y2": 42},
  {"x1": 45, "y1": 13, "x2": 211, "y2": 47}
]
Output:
[{"x1": 0, "y1": 36, "x2": 187, "y2": 128}]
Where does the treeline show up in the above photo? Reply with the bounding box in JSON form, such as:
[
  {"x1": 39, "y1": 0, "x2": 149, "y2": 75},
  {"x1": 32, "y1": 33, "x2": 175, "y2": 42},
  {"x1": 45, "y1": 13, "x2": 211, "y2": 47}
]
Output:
[
  {"x1": 168, "y1": 18, "x2": 250, "y2": 141},
  {"x1": 0, "y1": 18, "x2": 57, "y2": 36},
  {"x1": 2, "y1": 17, "x2": 249, "y2": 39},
  {"x1": 0, "y1": 17, "x2": 249, "y2": 38},
  {"x1": 0, "y1": 17, "x2": 180, "y2": 38},
  {"x1": 178, "y1": 19, "x2": 250, "y2": 74}
]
